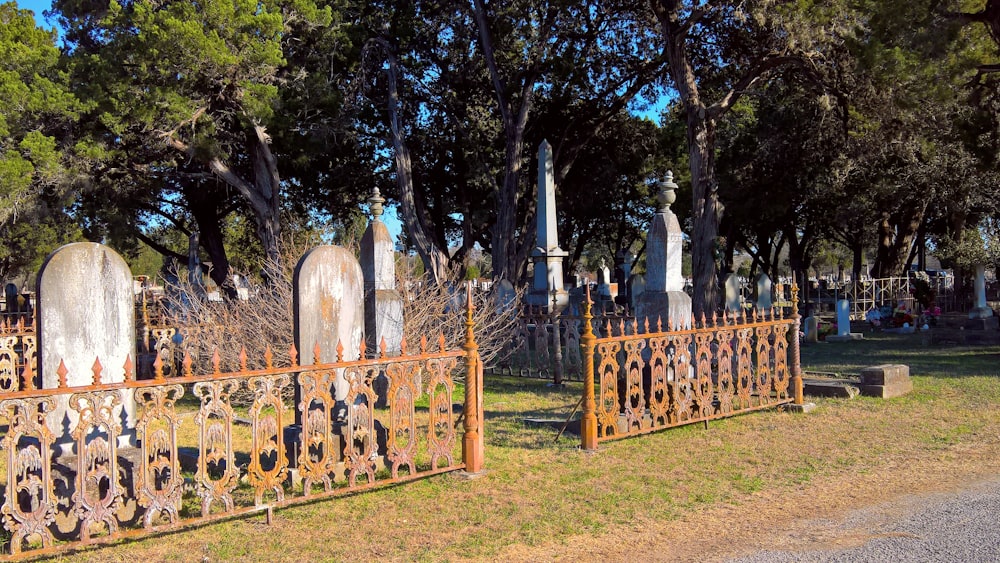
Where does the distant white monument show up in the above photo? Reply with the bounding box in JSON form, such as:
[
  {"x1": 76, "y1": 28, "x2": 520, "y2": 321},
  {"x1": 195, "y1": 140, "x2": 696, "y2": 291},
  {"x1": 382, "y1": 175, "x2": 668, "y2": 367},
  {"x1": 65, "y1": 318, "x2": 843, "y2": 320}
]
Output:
[
  {"x1": 826, "y1": 299, "x2": 863, "y2": 342},
  {"x1": 634, "y1": 172, "x2": 692, "y2": 329},
  {"x1": 360, "y1": 188, "x2": 403, "y2": 357},
  {"x1": 526, "y1": 140, "x2": 568, "y2": 312}
]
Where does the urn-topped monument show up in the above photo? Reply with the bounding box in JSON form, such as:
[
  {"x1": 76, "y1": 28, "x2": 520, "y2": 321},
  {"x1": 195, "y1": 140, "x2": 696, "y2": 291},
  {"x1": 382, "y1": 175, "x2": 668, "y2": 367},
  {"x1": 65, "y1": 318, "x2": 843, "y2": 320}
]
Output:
[{"x1": 634, "y1": 172, "x2": 692, "y2": 329}]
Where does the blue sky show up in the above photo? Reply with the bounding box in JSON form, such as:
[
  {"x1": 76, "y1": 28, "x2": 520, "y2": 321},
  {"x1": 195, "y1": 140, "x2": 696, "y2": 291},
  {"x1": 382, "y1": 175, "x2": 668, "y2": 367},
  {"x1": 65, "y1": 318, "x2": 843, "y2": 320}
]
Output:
[{"x1": 17, "y1": 0, "x2": 54, "y2": 27}]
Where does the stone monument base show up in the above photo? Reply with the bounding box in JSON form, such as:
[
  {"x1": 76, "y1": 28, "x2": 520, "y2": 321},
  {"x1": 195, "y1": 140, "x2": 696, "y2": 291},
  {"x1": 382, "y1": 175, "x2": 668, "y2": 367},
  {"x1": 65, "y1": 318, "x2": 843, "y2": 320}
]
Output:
[
  {"x1": 826, "y1": 333, "x2": 863, "y2": 342},
  {"x1": 964, "y1": 316, "x2": 998, "y2": 331},
  {"x1": 785, "y1": 402, "x2": 817, "y2": 413},
  {"x1": 634, "y1": 291, "x2": 692, "y2": 330},
  {"x1": 859, "y1": 364, "x2": 912, "y2": 399},
  {"x1": 525, "y1": 288, "x2": 568, "y2": 312},
  {"x1": 969, "y1": 306, "x2": 994, "y2": 320}
]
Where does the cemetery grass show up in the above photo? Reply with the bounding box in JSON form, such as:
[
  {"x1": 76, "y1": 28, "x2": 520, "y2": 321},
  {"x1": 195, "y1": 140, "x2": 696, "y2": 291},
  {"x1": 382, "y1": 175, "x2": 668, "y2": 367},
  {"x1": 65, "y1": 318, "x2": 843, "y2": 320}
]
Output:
[{"x1": 52, "y1": 332, "x2": 1000, "y2": 562}]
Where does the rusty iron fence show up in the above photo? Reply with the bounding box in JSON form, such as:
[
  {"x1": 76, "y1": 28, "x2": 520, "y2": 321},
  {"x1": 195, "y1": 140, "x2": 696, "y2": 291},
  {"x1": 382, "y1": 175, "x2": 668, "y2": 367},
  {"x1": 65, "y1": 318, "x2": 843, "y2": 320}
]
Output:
[
  {"x1": 0, "y1": 319, "x2": 34, "y2": 395},
  {"x1": 577, "y1": 286, "x2": 804, "y2": 449},
  {"x1": 491, "y1": 309, "x2": 636, "y2": 384},
  {"x1": 0, "y1": 296, "x2": 484, "y2": 559}
]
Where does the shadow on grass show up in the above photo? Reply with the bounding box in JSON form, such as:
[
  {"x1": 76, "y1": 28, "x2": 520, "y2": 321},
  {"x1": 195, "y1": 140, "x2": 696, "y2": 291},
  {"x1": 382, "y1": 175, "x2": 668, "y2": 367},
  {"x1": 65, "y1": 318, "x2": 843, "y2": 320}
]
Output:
[
  {"x1": 482, "y1": 376, "x2": 583, "y2": 449},
  {"x1": 803, "y1": 331, "x2": 1000, "y2": 378}
]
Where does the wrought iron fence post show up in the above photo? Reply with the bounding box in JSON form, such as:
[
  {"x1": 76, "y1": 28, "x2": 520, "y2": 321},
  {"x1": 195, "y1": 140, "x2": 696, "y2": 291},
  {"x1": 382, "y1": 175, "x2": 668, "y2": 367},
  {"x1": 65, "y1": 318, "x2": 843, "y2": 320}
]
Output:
[
  {"x1": 462, "y1": 282, "x2": 484, "y2": 473},
  {"x1": 790, "y1": 283, "x2": 804, "y2": 405},
  {"x1": 551, "y1": 286, "x2": 563, "y2": 386},
  {"x1": 580, "y1": 286, "x2": 598, "y2": 450}
]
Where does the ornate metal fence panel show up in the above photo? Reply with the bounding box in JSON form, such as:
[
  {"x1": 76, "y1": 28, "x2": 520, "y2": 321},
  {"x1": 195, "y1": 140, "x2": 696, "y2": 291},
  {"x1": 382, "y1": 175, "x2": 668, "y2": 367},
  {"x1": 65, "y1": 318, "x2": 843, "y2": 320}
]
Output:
[
  {"x1": 0, "y1": 319, "x2": 35, "y2": 394},
  {"x1": 0, "y1": 306, "x2": 484, "y2": 559},
  {"x1": 580, "y1": 298, "x2": 799, "y2": 445},
  {"x1": 492, "y1": 311, "x2": 635, "y2": 382}
]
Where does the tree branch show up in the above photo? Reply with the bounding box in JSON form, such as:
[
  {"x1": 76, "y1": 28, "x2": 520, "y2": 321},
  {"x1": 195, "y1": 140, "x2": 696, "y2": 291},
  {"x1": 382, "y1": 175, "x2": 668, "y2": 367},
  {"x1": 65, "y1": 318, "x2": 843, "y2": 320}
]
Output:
[
  {"x1": 676, "y1": 0, "x2": 723, "y2": 39},
  {"x1": 707, "y1": 55, "x2": 801, "y2": 119},
  {"x1": 471, "y1": 0, "x2": 512, "y2": 127},
  {"x1": 134, "y1": 230, "x2": 187, "y2": 263}
]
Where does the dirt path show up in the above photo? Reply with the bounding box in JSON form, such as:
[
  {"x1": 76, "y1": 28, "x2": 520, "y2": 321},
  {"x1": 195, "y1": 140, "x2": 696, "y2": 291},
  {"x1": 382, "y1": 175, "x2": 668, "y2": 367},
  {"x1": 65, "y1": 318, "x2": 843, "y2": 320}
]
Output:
[{"x1": 495, "y1": 440, "x2": 1000, "y2": 562}]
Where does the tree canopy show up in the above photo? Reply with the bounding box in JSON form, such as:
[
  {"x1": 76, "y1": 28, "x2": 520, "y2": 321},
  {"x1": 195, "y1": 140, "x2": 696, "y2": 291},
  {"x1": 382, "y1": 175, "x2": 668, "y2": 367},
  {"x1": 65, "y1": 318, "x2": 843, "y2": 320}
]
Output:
[{"x1": 3, "y1": 0, "x2": 1000, "y2": 311}]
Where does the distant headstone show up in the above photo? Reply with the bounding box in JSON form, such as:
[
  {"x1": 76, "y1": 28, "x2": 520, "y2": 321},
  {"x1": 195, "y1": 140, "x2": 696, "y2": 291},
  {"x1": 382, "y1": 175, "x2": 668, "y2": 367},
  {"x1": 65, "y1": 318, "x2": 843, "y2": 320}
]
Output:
[
  {"x1": 293, "y1": 245, "x2": 364, "y2": 404},
  {"x1": 724, "y1": 274, "x2": 742, "y2": 312},
  {"x1": 803, "y1": 316, "x2": 818, "y2": 343},
  {"x1": 360, "y1": 188, "x2": 404, "y2": 358},
  {"x1": 826, "y1": 299, "x2": 863, "y2": 342},
  {"x1": 628, "y1": 274, "x2": 646, "y2": 312},
  {"x1": 526, "y1": 140, "x2": 568, "y2": 312},
  {"x1": 38, "y1": 242, "x2": 137, "y2": 451},
  {"x1": 496, "y1": 279, "x2": 516, "y2": 314},
  {"x1": 597, "y1": 259, "x2": 613, "y2": 300},
  {"x1": 755, "y1": 273, "x2": 773, "y2": 310},
  {"x1": 836, "y1": 299, "x2": 851, "y2": 336},
  {"x1": 3, "y1": 283, "x2": 18, "y2": 312},
  {"x1": 970, "y1": 264, "x2": 992, "y2": 320},
  {"x1": 634, "y1": 173, "x2": 692, "y2": 329},
  {"x1": 188, "y1": 232, "x2": 206, "y2": 299}
]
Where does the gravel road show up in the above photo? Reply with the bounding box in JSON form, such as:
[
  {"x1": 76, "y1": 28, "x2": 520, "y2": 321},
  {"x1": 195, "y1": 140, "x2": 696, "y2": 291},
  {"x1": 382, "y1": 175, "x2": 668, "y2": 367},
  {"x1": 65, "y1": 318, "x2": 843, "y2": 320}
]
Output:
[{"x1": 729, "y1": 478, "x2": 1000, "y2": 563}]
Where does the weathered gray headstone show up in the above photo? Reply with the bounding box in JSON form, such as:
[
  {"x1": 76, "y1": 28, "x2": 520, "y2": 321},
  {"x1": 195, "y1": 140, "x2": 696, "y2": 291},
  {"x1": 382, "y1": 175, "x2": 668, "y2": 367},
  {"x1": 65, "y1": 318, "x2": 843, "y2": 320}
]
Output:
[
  {"x1": 634, "y1": 172, "x2": 692, "y2": 329},
  {"x1": 38, "y1": 242, "x2": 136, "y2": 450},
  {"x1": 526, "y1": 140, "x2": 568, "y2": 312},
  {"x1": 496, "y1": 279, "x2": 516, "y2": 315},
  {"x1": 859, "y1": 364, "x2": 912, "y2": 398},
  {"x1": 724, "y1": 273, "x2": 742, "y2": 313},
  {"x1": 803, "y1": 316, "x2": 818, "y2": 343},
  {"x1": 360, "y1": 188, "x2": 403, "y2": 358},
  {"x1": 629, "y1": 274, "x2": 646, "y2": 312},
  {"x1": 755, "y1": 273, "x2": 773, "y2": 310},
  {"x1": 293, "y1": 245, "x2": 364, "y2": 404},
  {"x1": 596, "y1": 259, "x2": 614, "y2": 302}
]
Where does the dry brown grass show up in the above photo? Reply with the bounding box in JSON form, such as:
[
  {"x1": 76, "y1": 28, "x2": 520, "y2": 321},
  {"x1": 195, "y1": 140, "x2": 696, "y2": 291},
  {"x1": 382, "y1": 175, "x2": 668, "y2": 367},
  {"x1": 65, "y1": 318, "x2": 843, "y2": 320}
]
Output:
[{"x1": 41, "y1": 333, "x2": 1000, "y2": 563}]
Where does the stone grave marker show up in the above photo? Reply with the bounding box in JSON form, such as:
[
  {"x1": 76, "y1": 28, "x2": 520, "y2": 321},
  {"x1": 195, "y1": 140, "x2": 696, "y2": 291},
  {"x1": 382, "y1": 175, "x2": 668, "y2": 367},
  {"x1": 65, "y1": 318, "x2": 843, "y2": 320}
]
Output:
[
  {"x1": 724, "y1": 273, "x2": 742, "y2": 312},
  {"x1": 4, "y1": 283, "x2": 18, "y2": 312},
  {"x1": 38, "y1": 242, "x2": 137, "y2": 451},
  {"x1": 496, "y1": 279, "x2": 517, "y2": 315},
  {"x1": 755, "y1": 273, "x2": 772, "y2": 310},
  {"x1": 803, "y1": 316, "x2": 818, "y2": 343},
  {"x1": 293, "y1": 245, "x2": 365, "y2": 403},
  {"x1": 826, "y1": 299, "x2": 862, "y2": 342},
  {"x1": 634, "y1": 172, "x2": 691, "y2": 329},
  {"x1": 526, "y1": 140, "x2": 568, "y2": 311},
  {"x1": 597, "y1": 259, "x2": 613, "y2": 301},
  {"x1": 360, "y1": 188, "x2": 403, "y2": 358}
]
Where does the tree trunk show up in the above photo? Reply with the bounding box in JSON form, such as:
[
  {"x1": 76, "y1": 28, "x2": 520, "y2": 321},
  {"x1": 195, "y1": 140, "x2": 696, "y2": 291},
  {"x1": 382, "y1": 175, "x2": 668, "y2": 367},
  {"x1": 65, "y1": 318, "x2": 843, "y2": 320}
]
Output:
[
  {"x1": 164, "y1": 123, "x2": 284, "y2": 281},
  {"x1": 871, "y1": 204, "x2": 926, "y2": 278},
  {"x1": 185, "y1": 186, "x2": 237, "y2": 299},
  {"x1": 249, "y1": 126, "x2": 282, "y2": 276},
  {"x1": 687, "y1": 112, "x2": 721, "y2": 316},
  {"x1": 382, "y1": 43, "x2": 451, "y2": 285}
]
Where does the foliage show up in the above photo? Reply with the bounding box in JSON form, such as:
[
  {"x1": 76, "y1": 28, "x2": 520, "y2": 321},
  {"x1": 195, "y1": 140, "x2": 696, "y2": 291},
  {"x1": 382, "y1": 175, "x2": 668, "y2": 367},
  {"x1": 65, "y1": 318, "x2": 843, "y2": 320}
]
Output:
[{"x1": 52, "y1": 0, "x2": 371, "y2": 287}]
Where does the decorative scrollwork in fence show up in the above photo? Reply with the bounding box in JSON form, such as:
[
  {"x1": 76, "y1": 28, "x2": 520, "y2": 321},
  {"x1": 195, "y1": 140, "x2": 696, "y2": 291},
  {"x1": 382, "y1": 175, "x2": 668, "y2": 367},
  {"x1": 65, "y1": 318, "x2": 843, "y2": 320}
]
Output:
[
  {"x1": 581, "y1": 302, "x2": 797, "y2": 444},
  {"x1": 0, "y1": 303, "x2": 483, "y2": 560}
]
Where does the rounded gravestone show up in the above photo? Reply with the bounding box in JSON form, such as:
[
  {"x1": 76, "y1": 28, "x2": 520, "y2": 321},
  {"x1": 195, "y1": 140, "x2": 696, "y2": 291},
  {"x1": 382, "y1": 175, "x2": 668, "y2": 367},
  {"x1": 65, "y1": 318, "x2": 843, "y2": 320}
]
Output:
[
  {"x1": 38, "y1": 242, "x2": 136, "y2": 449},
  {"x1": 293, "y1": 245, "x2": 365, "y2": 404}
]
